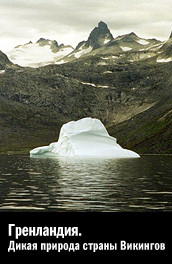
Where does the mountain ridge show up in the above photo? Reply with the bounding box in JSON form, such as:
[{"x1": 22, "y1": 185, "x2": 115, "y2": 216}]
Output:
[
  {"x1": 5, "y1": 21, "x2": 172, "y2": 67},
  {"x1": 6, "y1": 38, "x2": 74, "y2": 68},
  {"x1": 0, "y1": 22, "x2": 172, "y2": 153}
]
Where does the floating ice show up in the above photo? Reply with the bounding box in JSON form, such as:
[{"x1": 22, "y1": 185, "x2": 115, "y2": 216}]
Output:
[{"x1": 30, "y1": 117, "x2": 140, "y2": 158}]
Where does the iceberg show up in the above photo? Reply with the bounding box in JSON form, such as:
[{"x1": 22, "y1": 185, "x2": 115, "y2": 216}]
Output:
[{"x1": 30, "y1": 117, "x2": 140, "y2": 158}]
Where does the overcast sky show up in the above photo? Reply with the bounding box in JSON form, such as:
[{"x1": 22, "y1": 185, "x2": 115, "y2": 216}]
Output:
[{"x1": 0, "y1": 0, "x2": 171, "y2": 52}]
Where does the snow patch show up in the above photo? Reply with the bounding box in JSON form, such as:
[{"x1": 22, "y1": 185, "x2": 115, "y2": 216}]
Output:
[
  {"x1": 157, "y1": 58, "x2": 172, "y2": 63},
  {"x1": 98, "y1": 85, "x2": 109, "y2": 88},
  {"x1": 81, "y1": 82, "x2": 96, "y2": 87},
  {"x1": 112, "y1": 56, "x2": 118, "y2": 59},
  {"x1": 73, "y1": 46, "x2": 93, "y2": 58},
  {"x1": 80, "y1": 81, "x2": 109, "y2": 88},
  {"x1": 101, "y1": 57, "x2": 109, "y2": 60},
  {"x1": 55, "y1": 60, "x2": 65, "y2": 65},
  {"x1": 30, "y1": 117, "x2": 140, "y2": 158},
  {"x1": 104, "y1": 39, "x2": 111, "y2": 44},
  {"x1": 103, "y1": 71, "x2": 113, "y2": 74},
  {"x1": 137, "y1": 39, "x2": 149, "y2": 45},
  {"x1": 78, "y1": 44, "x2": 85, "y2": 50},
  {"x1": 0, "y1": 70, "x2": 5, "y2": 74},
  {"x1": 120, "y1": 46, "x2": 132, "y2": 52},
  {"x1": 97, "y1": 61, "x2": 107, "y2": 65}
]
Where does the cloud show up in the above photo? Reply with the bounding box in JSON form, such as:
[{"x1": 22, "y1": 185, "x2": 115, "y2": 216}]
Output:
[{"x1": 0, "y1": 0, "x2": 171, "y2": 52}]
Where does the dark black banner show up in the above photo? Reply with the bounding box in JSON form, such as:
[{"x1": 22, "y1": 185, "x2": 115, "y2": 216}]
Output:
[{"x1": 0, "y1": 212, "x2": 171, "y2": 259}]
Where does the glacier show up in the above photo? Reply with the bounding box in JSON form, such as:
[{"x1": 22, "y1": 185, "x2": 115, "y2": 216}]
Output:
[
  {"x1": 7, "y1": 42, "x2": 73, "y2": 68},
  {"x1": 30, "y1": 117, "x2": 140, "y2": 158}
]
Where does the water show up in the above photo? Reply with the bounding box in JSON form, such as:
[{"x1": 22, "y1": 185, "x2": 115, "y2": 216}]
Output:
[{"x1": 0, "y1": 154, "x2": 172, "y2": 211}]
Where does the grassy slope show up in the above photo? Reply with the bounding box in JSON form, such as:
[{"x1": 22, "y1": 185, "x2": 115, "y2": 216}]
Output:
[{"x1": 108, "y1": 98, "x2": 172, "y2": 154}]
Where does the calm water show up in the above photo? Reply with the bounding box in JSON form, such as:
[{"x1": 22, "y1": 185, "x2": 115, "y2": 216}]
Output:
[{"x1": 0, "y1": 154, "x2": 172, "y2": 211}]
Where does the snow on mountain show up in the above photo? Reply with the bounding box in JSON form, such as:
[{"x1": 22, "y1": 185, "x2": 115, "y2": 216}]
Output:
[
  {"x1": 4, "y1": 22, "x2": 170, "y2": 67},
  {"x1": 157, "y1": 58, "x2": 172, "y2": 63},
  {"x1": 120, "y1": 46, "x2": 132, "y2": 52},
  {"x1": 84, "y1": 21, "x2": 114, "y2": 49},
  {"x1": 63, "y1": 28, "x2": 162, "y2": 64},
  {"x1": 154, "y1": 35, "x2": 172, "y2": 63},
  {"x1": 112, "y1": 32, "x2": 160, "y2": 52},
  {"x1": 72, "y1": 46, "x2": 93, "y2": 58},
  {"x1": 58, "y1": 21, "x2": 114, "y2": 63},
  {"x1": 30, "y1": 117, "x2": 140, "y2": 158},
  {"x1": 137, "y1": 39, "x2": 149, "y2": 45},
  {"x1": 104, "y1": 38, "x2": 111, "y2": 44},
  {"x1": 6, "y1": 39, "x2": 73, "y2": 68}
]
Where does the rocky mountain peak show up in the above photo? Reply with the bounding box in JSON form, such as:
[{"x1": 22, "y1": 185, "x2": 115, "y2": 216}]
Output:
[
  {"x1": 37, "y1": 38, "x2": 46, "y2": 43},
  {"x1": 98, "y1": 21, "x2": 109, "y2": 30},
  {"x1": 115, "y1": 32, "x2": 139, "y2": 46},
  {"x1": 86, "y1": 21, "x2": 114, "y2": 49},
  {"x1": 37, "y1": 38, "x2": 54, "y2": 46},
  {"x1": 128, "y1": 32, "x2": 138, "y2": 37},
  {"x1": 36, "y1": 38, "x2": 60, "y2": 52},
  {"x1": 124, "y1": 32, "x2": 138, "y2": 40}
]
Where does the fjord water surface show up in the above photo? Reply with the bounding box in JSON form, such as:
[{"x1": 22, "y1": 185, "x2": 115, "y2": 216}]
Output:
[{"x1": 0, "y1": 154, "x2": 172, "y2": 211}]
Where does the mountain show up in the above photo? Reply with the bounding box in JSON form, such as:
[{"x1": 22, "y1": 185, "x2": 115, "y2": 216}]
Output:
[
  {"x1": 81, "y1": 21, "x2": 114, "y2": 49},
  {"x1": 0, "y1": 49, "x2": 172, "y2": 154},
  {"x1": 57, "y1": 23, "x2": 163, "y2": 64},
  {"x1": 111, "y1": 32, "x2": 161, "y2": 51},
  {"x1": 0, "y1": 50, "x2": 12, "y2": 70},
  {"x1": 0, "y1": 23, "x2": 172, "y2": 154},
  {"x1": 57, "y1": 21, "x2": 115, "y2": 62},
  {"x1": 5, "y1": 22, "x2": 166, "y2": 67},
  {"x1": 154, "y1": 34, "x2": 172, "y2": 63},
  {"x1": 6, "y1": 38, "x2": 74, "y2": 68}
]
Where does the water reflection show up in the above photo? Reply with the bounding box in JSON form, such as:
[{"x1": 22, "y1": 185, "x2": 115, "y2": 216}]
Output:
[{"x1": 0, "y1": 154, "x2": 172, "y2": 211}]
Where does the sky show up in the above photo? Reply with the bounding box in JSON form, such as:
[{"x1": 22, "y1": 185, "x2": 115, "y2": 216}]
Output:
[{"x1": 0, "y1": 0, "x2": 171, "y2": 52}]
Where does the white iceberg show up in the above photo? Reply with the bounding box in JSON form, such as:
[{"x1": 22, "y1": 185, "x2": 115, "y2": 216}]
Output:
[{"x1": 30, "y1": 117, "x2": 140, "y2": 158}]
